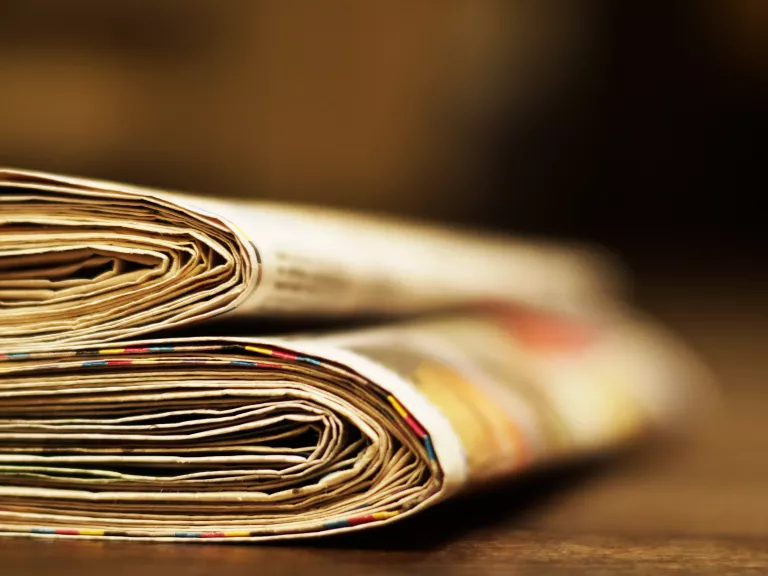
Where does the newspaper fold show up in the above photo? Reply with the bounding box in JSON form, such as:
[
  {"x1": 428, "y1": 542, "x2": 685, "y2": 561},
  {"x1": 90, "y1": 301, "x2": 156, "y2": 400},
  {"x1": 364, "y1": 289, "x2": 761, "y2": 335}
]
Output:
[
  {"x1": 0, "y1": 169, "x2": 617, "y2": 351},
  {"x1": 0, "y1": 308, "x2": 703, "y2": 542}
]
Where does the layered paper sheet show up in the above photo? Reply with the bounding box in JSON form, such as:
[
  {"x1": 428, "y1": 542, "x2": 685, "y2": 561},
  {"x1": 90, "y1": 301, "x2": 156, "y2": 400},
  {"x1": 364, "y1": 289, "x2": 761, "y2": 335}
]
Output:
[
  {"x1": 0, "y1": 308, "x2": 704, "y2": 542},
  {"x1": 0, "y1": 169, "x2": 617, "y2": 351},
  {"x1": 0, "y1": 169, "x2": 707, "y2": 542}
]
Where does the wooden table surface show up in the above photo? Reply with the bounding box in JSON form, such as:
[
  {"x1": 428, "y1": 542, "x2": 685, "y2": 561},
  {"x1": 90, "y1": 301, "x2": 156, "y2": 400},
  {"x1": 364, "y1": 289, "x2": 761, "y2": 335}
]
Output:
[{"x1": 3, "y1": 277, "x2": 767, "y2": 575}]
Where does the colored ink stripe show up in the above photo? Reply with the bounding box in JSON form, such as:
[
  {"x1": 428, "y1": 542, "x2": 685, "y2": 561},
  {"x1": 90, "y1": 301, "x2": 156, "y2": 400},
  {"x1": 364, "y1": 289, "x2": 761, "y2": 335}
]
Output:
[
  {"x1": 387, "y1": 395, "x2": 427, "y2": 437},
  {"x1": 244, "y1": 345, "x2": 307, "y2": 363},
  {"x1": 99, "y1": 347, "x2": 154, "y2": 355},
  {"x1": 245, "y1": 346, "x2": 272, "y2": 355},
  {"x1": 271, "y1": 350, "x2": 297, "y2": 361},
  {"x1": 424, "y1": 436, "x2": 437, "y2": 461},
  {"x1": 27, "y1": 510, "x2": 403, "y2": 539},
  {"x1": 322, "y1": 519, "x2": 349, "y2": 530},
  {"x1": 1, "y1": 352, "x2": 29, "y2": 360}
]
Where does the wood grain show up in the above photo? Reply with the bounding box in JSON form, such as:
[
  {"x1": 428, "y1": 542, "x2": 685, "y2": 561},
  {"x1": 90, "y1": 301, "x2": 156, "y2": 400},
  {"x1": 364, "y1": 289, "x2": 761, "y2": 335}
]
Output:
[{"x1": 3, "y1": 276, "x2": 767, "y2": 575}]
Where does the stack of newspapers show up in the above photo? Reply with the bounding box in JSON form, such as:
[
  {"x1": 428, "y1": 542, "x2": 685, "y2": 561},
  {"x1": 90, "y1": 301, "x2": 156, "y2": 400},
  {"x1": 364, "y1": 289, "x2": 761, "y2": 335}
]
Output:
[{"x1": 0, "y1": 169, "x2": 707, "y2": 542}]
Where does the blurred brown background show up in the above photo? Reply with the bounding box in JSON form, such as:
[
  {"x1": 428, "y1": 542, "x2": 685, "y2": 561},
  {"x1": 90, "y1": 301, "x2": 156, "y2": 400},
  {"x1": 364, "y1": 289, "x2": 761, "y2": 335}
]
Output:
[{"x1": 1, "y1": 0, "x2": 764, "y2": 276}]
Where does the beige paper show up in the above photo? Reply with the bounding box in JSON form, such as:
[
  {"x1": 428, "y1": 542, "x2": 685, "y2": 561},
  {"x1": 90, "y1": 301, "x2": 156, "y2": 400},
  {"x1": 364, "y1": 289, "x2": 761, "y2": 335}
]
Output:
[
  {"x1": 0, "y1": 169, "x2": 619, "y2": 351},
  {"x1": 0, "y1": 308, "x2": 708, "y2": 542}
]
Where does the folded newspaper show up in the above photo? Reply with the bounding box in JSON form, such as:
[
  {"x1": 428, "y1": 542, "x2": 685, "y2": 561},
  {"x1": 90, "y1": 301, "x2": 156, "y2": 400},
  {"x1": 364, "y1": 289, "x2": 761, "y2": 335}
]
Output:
[
  {"x1": 0, "y1": 170, "x2": 707, "y2": 542},
  {"x1": 0, "y1": 169, "x2": 616, "y2": 351}
]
